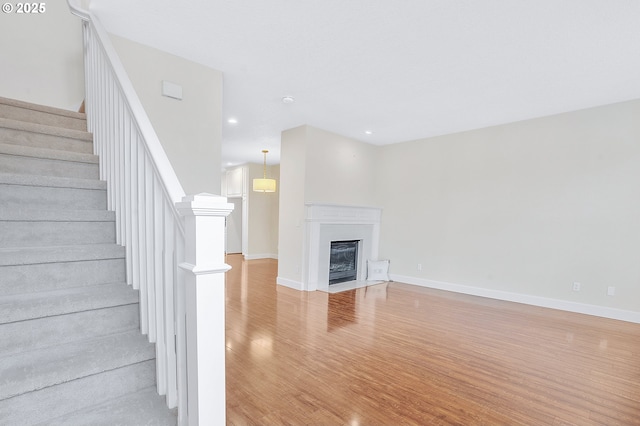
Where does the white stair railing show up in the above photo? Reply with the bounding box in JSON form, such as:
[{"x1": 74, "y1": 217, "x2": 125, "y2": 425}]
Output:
[{"x1": 68, "y1": 2, "x2": 231, "y2": 425}]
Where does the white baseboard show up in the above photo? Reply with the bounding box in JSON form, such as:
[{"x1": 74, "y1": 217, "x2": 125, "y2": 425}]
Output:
[
  {"x1": 390, "y1": 274, "x2": 640, "y2": 324},
  {"x1": 244, "y1": 253, "x2": 278, "y2": 260},
  {"x1": 276, "y1": 276, "x2": 303, "y2": 290}
]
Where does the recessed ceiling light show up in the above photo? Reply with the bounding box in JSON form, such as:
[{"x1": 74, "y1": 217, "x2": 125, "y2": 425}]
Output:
[
  {"x1": 281, "y1": 96, "x2": 295, "y2": 104},
  {"x1": 228, "y1": 118, "x2": 238, "y2": 124},
  {"x1": 365, "y1": 130, "x2": 373, "y2": 135}
]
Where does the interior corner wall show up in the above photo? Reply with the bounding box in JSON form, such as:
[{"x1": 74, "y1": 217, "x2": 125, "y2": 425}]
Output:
[
  {"x1": 277, "y1": 125, "x2": 379, "y2": 287},
  {"x1": 109, "y1": 34, "x2": 223, "y2": 194},
  {"x1": 304, "y1": 126, "x2": 378, "y2": 206},
  {"x1": 0, "y1": 0, "x2": 84, "y2": 110},
  {"x1": 277, "y1": 126, "x2": 308, "y2": 285},
  {"x1": 377, "y1": 99, "x2": 640, "y2": 314}
]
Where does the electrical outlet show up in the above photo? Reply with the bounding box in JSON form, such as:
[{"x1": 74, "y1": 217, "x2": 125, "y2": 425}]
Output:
[
  {"x1": 417, "y1": 263, "x2": 422, "y2": 271},
  {"x1": 572, "y1": 282, "x2": 581, "y2": 292},
  {"x1": 607, "y1": 286, "x2": 616, "y2": 296}
]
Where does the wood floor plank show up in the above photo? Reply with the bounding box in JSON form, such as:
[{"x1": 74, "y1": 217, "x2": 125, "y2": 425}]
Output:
[{"x1": 225, "y1": 255, "x2": 640, "y2": 425}]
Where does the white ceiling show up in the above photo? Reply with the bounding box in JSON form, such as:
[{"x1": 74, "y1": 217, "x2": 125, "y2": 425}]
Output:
[{"x1": 90, "y1": 0, "x2": 640, "y2": 166}]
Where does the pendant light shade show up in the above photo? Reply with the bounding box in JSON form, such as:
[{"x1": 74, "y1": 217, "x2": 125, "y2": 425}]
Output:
[
  {"x1": 253, "y1": 150, "x2": 276, "y2": 193},
  {"x1": 253, "y1": 177, "x2": 276, "y2": 192}
]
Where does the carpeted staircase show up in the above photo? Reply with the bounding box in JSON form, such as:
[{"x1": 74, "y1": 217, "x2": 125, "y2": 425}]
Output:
[{"x1": 0, "y1": 96, "x2": 177, "y2": 424}]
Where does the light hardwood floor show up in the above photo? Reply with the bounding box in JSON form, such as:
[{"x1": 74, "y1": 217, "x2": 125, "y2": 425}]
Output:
[{"x1": 225, "y1": 255, "x2": 640, "y2": 425}]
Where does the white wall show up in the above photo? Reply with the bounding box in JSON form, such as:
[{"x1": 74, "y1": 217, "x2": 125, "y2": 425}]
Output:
[
  {"x1": 110, "y1": 35, "x2": 223, "y2": 194},
  {"x1": 277, "y1": 125, "x2": 378, "y2": 286},
  {"x1": 0, "y1": 0, "x2": 84, "y2": 110},
  {"x1": 226, "y1": 198, "x2": 243, "y2": 254},
  {"x1": 377, "y1": 99, "x2": 640, "y2": 316},
  {"x1": 247, "y1": 163, "x2": 279, "y2": 259},
  {"x1": 305, "y1": 126, "x2": 378, "y2": 205},
  {"x1": 270, "y1": 165, "x2": 281, "y2": 257},
  {"x1": 278, "y1": 126, "x2": 309, "y2": 284}
]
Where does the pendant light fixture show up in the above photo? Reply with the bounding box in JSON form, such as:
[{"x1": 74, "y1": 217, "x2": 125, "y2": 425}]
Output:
[{"x1": 253, "y1": 149, "x2": 276, "y2": 193}]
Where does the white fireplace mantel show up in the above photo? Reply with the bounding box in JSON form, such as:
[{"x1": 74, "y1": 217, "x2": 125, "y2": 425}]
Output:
[{"x1": 303, "y1": 203, "x2": 382, "y2": 292}]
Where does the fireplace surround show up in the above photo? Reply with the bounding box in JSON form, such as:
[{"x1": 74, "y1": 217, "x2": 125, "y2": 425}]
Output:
[{"x1": 303, "y1": 203, "x2": 382, "y2": 292}]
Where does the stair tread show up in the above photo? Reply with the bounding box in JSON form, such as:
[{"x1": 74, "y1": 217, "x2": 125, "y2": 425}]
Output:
[
  {"x1": 0, "y1": 141, "x2": 98, "y2": 164},
  {"x1": 0, "y1": 116, "x2": 91, "y2": 141},
  {"x1": 0, "y1": 359, "x2": 157, "y2": 425},
  {"x1": 0, "y1": 282, "x2": 137, "y2": 325},
  {"x1": 46, "y1": 386, "x2": 177, "y2": 426},
  {"x1": 0, "y1": 96, "x2": 86, "y2": 120},
  {"x1": 0, "y1": 172, "x2": 105, "y2": 189},
  {"x1": 0, "y1": 208, "x2": 114, "y2": 222},
  {"x1": 0, "y1": 243, "x2": 125, "y2": 266},
  {"x1": 0, "y1": 329, "x2": 154, "y2": 400}
]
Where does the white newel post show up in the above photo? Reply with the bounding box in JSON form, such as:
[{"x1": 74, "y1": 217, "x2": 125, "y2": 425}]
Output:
[{"x1": 177, "y1": 193, "x2": 233, "y2": 426}]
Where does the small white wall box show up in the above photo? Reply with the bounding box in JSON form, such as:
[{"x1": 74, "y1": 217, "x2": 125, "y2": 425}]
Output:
[
  {"x1": 162, "y1": 80, "x2": 183, "y2": 100},
  {"x1": 367, "y1": 259, "x2": 390, "y2": 281}
]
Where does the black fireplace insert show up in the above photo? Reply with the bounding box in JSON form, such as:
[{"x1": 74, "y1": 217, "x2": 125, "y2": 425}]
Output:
[{"x1": 329, "y1": 240, "x2": 359, "y2": 285}]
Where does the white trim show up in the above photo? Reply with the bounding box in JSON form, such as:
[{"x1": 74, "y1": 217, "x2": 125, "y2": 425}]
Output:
[
  {"x1": 304, "y1": 203, "x2": 382, "y2": 292},
  {"x1": 305, "y1": 202, "x2": 382, "y2": 224},
  {"x1": 277, "y1": 276, "x2": 303, "y2": 290},
  {"x1": 67, "y1": 0, "x2": 90, "y2": 20},
  {"x1": 244, "y1": 253, "x2": 278, "y2": 260},
  {"x1": 176, "y1": 193, "x2": 233, "y2": 217},
  {"x1": 179, "y1": 262, "x2": 232, "y2": 275},
  {"x1": 390, "y1": 274, "x2": 640, "y2": 324}
]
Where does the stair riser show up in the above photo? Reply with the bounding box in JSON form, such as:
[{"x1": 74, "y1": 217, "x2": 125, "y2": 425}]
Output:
[
  {"x1": 0, "y1": 284, "x2": 138, "y2": 325},
  {"x1": 0, "y1": 127, "x2": 92, "y2": 154},
  {"x1": 0, "y1": 104, "x2": 87, "y2": 132},
  {"x1": 47, "y1": 387, "x2": 178, "y2": 426},
  {"x1": 0, "y1": 360, "x2": 157, "y2": 425},
  {"x1": 0, "y1": 221, "x2": 116, "y2": 248},
  {"x1": 0, "y1": 304, "x2": 140, "y2": 358},
  {"x1": 0, "y1": 153, "x2": 99, "y2": 180},
  {"x1": 0, "y1": 184, "x2": 107, "y2": 210},
  {"x1": 0, "y1": 329, "x2": 153, "y2": 400},
  {"x1": 0, "y1": 131, "x2": 93, "y2": 154},
  {"x1": 0, "y1": 259, "x2": 125, "y2": 296}
]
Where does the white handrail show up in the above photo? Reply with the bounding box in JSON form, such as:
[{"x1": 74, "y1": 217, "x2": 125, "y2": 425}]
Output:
[
  {"x1": 67, "y1": 1, "x2": 231, "y2": 424},
  {"x1": 68, "y1": 1, "x2": 185, "y2": 206}
]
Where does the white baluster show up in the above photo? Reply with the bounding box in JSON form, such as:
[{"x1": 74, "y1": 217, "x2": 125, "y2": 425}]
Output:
[
  {"x1": 107, "y1": 76, "x2": 114, "y2": 211},
  {"x1": 175, "y1": 229, "x2": 188, "y2": 423},
  {"x1": 123, "y1": 112, "x2": 133, "y2": 285},
  {"x1": 154, "y1": 181, "x2": 164, "y2": 311},
  {"x1": 154, "y1": 181, "x2": 165, "y2": 391},
  {"x1": 163, "y1": 205, "x2": 178, "y2": 407},
  {"x1": 114, "y1": 93, "x2": 122, "y2": 244},
  {"x1": 99, "y1": 55, "x2": 107, "y2": 173},
  {"x1": 145, "y1": 159, "x2": 157, "y2": 342},
  {"x1": 130, "y1": 131, "x2": 140, "y2": 289},
  {"x1": 137, "y1": 143, "x2": 148, "y2": 334}
]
